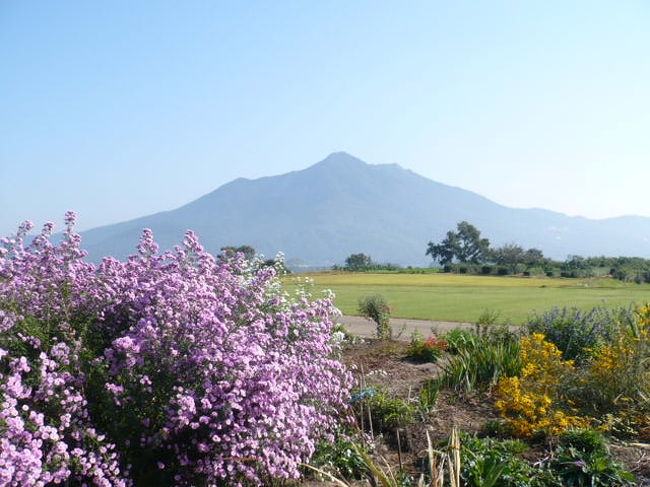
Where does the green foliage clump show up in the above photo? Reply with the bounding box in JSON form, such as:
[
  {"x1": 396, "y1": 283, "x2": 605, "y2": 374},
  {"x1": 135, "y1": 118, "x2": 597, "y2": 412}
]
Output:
[
  {"x1": 310, "y1": 431, "x2": 369, "y2": 481},
  {"x1": 350, "y1": 387, "x2": 416, "y2": 436},
  {"x1": 418, "y1": 379, "x2": 441, "y2": 414},
  {"x1": 452, "y1": 430, "x2": 634, "y2": 487},
  {"x1": 558, "y1": 429, "x2": 608, "y2": 456},
  {"x1": 564, "y1": 306, "x2": 650, "y2": 434},
  {"x1": 405, "y1": 334, "x2": 447, "y2": 363},
  {"x1": 340, "y1": 254, "x2": 403, "y2": 272},
  {"x1": 358, "y1": 294, "x2": 392, "y2": 339},
  {"x1": 453, "y1": 433, "x2": 553, "y2": 487},
  {"x1": 526, "y1": 306, "x2": 633, "y2": 362},
  {"x1": 353, "y1": 388, "x2": 418, "y2": 434},
  {"x1": 490, "y1": 244, "x2": 548, "y2": 275},
  {"x1": 443, "y1": 329, "x2": 478, "y2": 354},
  {"x1": 476, "y1": 309, "x2": 503, "y2": 327},
  {"x1": 406, "y1": 341, "x2": 445, "y2": 362},
  {"x1": 550, "y1": 441, "x2": 634, "y2": 486},
  {"x1": 561, "y1": 255, "x2": 595, "y2": 279},
  {"x1": 440, "y1": 330, "x2": 522, "y2": 394},
  {"x1": 364, "y1": 391, "x2": 416, "y2": 433}
]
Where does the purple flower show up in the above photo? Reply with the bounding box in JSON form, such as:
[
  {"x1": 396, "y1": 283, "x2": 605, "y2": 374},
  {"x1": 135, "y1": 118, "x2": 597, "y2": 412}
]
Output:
[{"x1": 0, "y1": 214, "x2": 353, "y2": 486}]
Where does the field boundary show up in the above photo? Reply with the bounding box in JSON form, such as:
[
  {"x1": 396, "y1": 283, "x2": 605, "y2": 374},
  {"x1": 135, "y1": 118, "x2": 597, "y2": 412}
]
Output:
[{"x1": 338, "y1": 314, "x2": 478, "y2": 339}]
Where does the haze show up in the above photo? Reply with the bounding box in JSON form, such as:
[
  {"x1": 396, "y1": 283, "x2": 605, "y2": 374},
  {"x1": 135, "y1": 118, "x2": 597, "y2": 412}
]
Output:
[{"x1": 1, "y1": 1, "x2": 649, "y2": 235}]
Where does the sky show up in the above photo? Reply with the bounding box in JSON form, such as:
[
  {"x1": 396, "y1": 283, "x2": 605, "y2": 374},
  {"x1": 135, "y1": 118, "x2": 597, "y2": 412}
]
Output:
[{"x1": 1, "y1": 0, "x2": 649, "y2": 236}]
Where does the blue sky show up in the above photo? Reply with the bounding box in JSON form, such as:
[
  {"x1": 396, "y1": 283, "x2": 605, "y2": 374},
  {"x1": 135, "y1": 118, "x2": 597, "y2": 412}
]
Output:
[{"x1": 1, "y1": 1, "x2": 649, "y2": 235}]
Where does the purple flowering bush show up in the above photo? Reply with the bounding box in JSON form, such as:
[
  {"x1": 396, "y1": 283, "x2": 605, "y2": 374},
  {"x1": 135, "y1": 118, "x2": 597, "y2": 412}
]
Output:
[
  {"x1": 526, "y1": 306, "x2": 635, "y2": 363},
  {"x1": 0, "y1": 213, "x2": 353, "y2": 486}
]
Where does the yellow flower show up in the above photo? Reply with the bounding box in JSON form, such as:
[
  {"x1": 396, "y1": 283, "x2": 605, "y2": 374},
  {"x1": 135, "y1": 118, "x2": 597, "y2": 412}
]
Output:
[{"x1": 495, "y1": 334, "x2": 589, "y2": 437}]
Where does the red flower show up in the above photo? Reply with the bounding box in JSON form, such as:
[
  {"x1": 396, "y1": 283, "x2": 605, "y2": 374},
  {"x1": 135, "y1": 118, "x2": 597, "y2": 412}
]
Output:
[{"x1": 425, "y1": 336, "x2": 448, "y2": 350}]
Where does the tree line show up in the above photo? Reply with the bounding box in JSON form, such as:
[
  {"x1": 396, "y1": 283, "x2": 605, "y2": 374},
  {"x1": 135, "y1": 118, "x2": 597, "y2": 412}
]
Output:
[
  {"x1": 340, "y1": 221, "x2": 650, "y2": 282},
  {"x1": 425, "y1": 221, "x2": 547, "y2": 268}
]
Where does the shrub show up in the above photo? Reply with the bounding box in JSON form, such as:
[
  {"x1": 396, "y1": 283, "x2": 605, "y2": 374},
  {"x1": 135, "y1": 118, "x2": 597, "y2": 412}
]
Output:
[
  {"x1": 567, "y1": 306, "x2": 650, "y2": 430},
  {"x1": 362, "y1": 391, "x2": 416, "y2": 433},
  {"x1": 310, "y1": 431, "x2": 368, "y2": 481},
  {"x1": 573, "y1": 338, "x2": 646, "y2": 414},
  {"x1": 500, "y1": 309, "x2": 650, "y2": 440},
  {"x1": 558, "y1": 429, "x2": 608, "y2": 456},
  {"x1": 476, "y1": 309, "x2": 501, "y2": 326},
  {"x1": 358, "y1": 294, "x2": 392, "y2": 340},
  {"x1": 526, "y1": 267, "x2": 545, "y2": 276},
  {"x1": 483, "y1": 324, "x2": 521, "y2": 344},
  {"x1": 443, "y1": 263, "x2": 483, "y2": 274},
  {"x1": 495, "y1": 334, "x2": 590, "y2": 437},
  {"x1": 497, "y1": 267, "x2": 509, "y2": 275},
  {"x1": 0, "y1": 214, "x2": 353, "y2": 486},
  {"x1": 550, "y1": 445, "x2": 634, "y2": 487},
  {"x1": 451, "y1": 433, "x2": 555, "y2": 487},
  {"x1": 443, "y1": 329, "x2": 478, "y2": 354},
  {"x1": 449, "y1": 431, "x2": 633, "y2": 487},
  {"x1": 481, "y1": 265, "x2": 493, "y2": 275},
  {"x1": 526, "y1": 307, "x2": 633, "y2": 363},
  {"x1": 441, "y1": 335, "x2": 522, "y2": 394},
  {"x1": 406, "y1": 335, "x2": 447, "y2": 362}
]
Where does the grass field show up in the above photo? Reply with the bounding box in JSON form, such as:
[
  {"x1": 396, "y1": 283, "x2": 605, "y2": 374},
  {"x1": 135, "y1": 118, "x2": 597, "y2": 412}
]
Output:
[{"x1": 285, "y1": 272, "x2": 650, "y2": 324}]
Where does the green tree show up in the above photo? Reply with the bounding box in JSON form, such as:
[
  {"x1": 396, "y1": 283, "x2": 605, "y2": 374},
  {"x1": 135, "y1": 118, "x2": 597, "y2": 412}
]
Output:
[
  {"x1": 490, "y1": 243, "x2": 526, "y2": 273},
  {"x1": 426, "y1": 230, "x2": 458, "y2": 266},
  {"x1": 426, "y1": 221, "x2": 490, "y2": 265},
  {"x1": 489, "y1": 244, "x2": 547, "y2": 274},
  {"x1": 562, "y1": 255, "x2": 594, "y2": 278},
  {"x1": 523, "y1": 248, "x2": 546, "y2": 266},
  {"x1": 344, "y1": 253, "x2": 373, "y2": 270},
  {"x1": 455, "y1": 221, "x2": 491, "y2": 264}
]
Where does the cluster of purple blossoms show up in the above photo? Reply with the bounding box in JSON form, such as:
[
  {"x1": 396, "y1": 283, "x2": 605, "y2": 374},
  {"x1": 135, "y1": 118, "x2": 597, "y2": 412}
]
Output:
[{"x1": 0, "y1": 212, "x2": 353, "y2": 486}]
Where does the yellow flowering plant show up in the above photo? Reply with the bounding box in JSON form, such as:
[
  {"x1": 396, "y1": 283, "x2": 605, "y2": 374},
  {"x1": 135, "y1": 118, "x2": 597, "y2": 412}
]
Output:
[
  {"x1": 495, "y1": 334, "x2": 590, "y2": 436},
  {"x1": 572, "y1": 305, "x2": 650, "y2": 436},
  {"x1": 497, "y1": 307, "x2": 650, "y2": 439}
]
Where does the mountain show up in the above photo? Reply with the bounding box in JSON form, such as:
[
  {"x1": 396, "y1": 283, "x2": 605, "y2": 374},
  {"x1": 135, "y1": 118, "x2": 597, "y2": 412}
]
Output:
[{"x1": 79, "y1": 152, "x2": 650, "y2": 266}]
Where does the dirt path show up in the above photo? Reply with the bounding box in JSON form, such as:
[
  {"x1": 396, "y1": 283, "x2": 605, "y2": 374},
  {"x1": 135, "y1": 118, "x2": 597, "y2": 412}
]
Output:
[{"x1": 338, "y1": 314, "x2": 476, "y2": 339}]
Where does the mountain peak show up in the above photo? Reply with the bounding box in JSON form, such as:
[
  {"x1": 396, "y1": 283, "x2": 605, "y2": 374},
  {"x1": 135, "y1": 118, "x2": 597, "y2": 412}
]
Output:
[
  {"x1": 77, "y1": 152, "x2": 650, "y2": 265},
  {"x1": 313, "y1": 151, "x2": 367, "y2": 168}
]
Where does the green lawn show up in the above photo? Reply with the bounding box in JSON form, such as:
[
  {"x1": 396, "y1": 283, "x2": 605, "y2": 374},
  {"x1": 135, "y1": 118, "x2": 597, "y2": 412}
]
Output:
[{"x1": 284, "y1": 272, "x2": 650, "y2": 324}]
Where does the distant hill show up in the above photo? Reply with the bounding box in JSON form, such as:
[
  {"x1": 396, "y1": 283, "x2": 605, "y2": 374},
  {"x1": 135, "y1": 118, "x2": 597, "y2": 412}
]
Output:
[{"x1": 79, "y1": 152, "x2": 650, "y2": 266}]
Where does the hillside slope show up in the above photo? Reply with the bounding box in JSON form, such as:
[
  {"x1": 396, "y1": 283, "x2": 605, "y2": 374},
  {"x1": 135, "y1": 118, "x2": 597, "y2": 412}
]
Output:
[{"x1": 79, "y1": 152, "x2": 650, "y2": 265}]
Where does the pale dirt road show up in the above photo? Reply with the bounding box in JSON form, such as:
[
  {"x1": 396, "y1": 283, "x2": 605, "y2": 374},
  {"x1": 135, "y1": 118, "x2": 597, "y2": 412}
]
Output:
[{"x1": 337, "y1": 315, "x2": 476, "y2": 339}]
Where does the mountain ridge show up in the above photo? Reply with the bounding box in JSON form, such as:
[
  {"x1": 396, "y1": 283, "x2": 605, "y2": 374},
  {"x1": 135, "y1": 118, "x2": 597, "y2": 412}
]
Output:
[{"x1": 77, "y1": 152, "x2": 650, "y2": 265}]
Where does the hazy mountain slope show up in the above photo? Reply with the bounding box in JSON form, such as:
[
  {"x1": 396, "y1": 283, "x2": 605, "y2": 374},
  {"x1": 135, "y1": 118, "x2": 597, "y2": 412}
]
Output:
[{"x1": 79, "y1": 152, "x2": 650, "y2": 265}]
